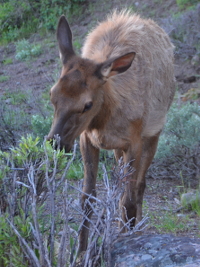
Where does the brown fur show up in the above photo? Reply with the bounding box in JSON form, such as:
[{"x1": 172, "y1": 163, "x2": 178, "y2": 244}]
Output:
[{"x1": 48, "y1": 10, "x2": 176, "y2": 253}]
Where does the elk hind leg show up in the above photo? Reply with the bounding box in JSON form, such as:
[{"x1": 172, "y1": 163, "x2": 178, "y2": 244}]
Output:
[{"x1": 136, "y1": 133, "x2": 160, "y2": 223}]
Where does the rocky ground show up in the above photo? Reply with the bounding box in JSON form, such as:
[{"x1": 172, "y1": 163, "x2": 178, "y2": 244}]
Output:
[{"x1": 112, "y1": 234, "x2": 200, "y2": 266}]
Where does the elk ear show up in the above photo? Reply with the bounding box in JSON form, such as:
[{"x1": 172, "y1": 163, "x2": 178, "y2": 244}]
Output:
[
  {"x1": 100, "y1": 52, "x2": 136, "y2": 80},
  {"x1": 56, "y1": 15, "x2": 75, "y2": 64}
]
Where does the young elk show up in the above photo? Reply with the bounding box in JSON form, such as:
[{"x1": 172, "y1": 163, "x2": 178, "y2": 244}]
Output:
[{"x1": 48, "y1": 11, "x2": 175, "y2": 253}]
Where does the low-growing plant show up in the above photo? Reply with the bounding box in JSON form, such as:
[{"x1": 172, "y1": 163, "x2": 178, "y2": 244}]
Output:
[
  {"x1": 31, "y1": 114, "x2": 53, "y2": 141},
  {"x1": 0, "y1": 88, "x2": 53, "y2": 150},
  {"x1": 170, "y1": 4, "x2": 200, "y2": 55},
  {"x1": 191, "y1": 198, "x2": 200, "y2": 216},
  {"x1": 0, "y1": 216, "x2": 29, "y2": 267},
  {"x1": 156, "y1": 101, "x2": 200, "y2": 159},
  {"x1": 176, "y1": 0, "x2": 199, "y2": 9},
  {"x1": 150, "y1": 101, "x2": 200, "y2": 181},
  {"x1": 0, "y1": 102, "x2": 30, "y2": 149},
  {"x1": 2, "y1": 90, "x2": 28, "y2": 105},
  {"x1": 67, "y1": 161, "x2": 83, "y2": 180},
  {"x1": 15, "y1": 39, "x2": 42, "y2": 61},
  {"x1": 181, "y1": 190, "x2": 200, "y2": 216},
  {"x1": 152, "y1": 211, "x2": 190, "y2": 233},
  {"x1": 0, "y1": 75, "x2": 9, "y2": 82},
  {"x1": 2, "y1": 58, "x2": 13, "y2": 65}
]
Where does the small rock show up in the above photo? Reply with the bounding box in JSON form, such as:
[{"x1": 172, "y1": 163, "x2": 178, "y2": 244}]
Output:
[
  {"x1": 148, "y1": 249, "x2": 158, "y2": 257},
  {"x1": 144, "y1": 242, "x2": 152, "y2": 249},
  {"x1": 5, "y1": 98, "x2": 12, "y2": 104},
  {"x1": 141, "y1": 254, "x2": 152, "y2": 261}
]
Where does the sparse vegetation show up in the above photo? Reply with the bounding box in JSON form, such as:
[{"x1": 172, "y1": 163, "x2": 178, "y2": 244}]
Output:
[
  {"x1": 2, "y1": 58, "x2": 13, "y2": 65},
  {"x1": 31, "y1": 114, "x2": 53, "y2": 141},
  {"x1": 156, "y1": 101, "x2": 200, "y2": 160},
  {"x1": 0, "y1": 88, "x2": 53, "y2": 150},
  {"x1": 176, "y1": 0, "x2": 199, "y2": 9},
  {"x1": 150, "y1": 101, "x2": 200, "y2": 183},
  {"x1": 152, "y1": 211, "x2": 190, "y2": 233},
  {"x1": 15, "y1": 39, "x2": 42, "y2": 61},
  {"x1": 0, "y1": 75, "x2": 10, "y2": 82}
]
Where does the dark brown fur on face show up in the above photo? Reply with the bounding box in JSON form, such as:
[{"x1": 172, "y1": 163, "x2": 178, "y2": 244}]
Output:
[{"x1": 48, "y1": 10, "x2": 175, "y2": 253}]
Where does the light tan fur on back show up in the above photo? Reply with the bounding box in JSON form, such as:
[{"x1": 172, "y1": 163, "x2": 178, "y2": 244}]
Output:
[{"x1": 82, "y1": 10, "x2": 175, "y2": 138}]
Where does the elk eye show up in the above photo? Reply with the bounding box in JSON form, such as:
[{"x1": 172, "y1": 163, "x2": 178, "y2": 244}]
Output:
[{"x1": 82, "y1": 101, "x2": 93, "y2": 113}]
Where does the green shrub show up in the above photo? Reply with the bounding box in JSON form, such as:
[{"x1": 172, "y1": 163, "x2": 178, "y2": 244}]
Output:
[
  {"x1": 31, "y1": 114, "x2": 53, "y2": 141},
  {"x1": 0, "y1": 75, "x2": 9, "y2": 82},
  {"x1": 0, "y1": 0, "x2": 37, "y2": 43},
  {"x1": 9, "y1": 135, "x2": 70, "y2": 168},
  {"x1": 15, "y1": 39, "x2": 42, "y2": 61},
  {"x1": 67, "y1": 162, "x2": 83, "y2": 180},
  {"x1": 0, "y1": 216, "x2": 29, "y2": 267},
  {"x1": 2, "y1": 58, "x2": 13, "y2": 65},
  {"x1": 0, "y1": 87, "x2": 53, "y2": 150},
  {"x1": 0, "y1": 89, "x2": 35, "y2": 149},
  {"x1": 0, "y1": 0, "x2": 87, "y2": 42},
  {"x1": 156, "y1": 101, "x2": 200, "y2": 159},
  {"x1": 152, "y1": 211, "x2": 190, "y2": 233},
  {"x1": 150, "y1": 101, "x2": 200, "y2": 182},
  {"x1": 176, "y1": 0, "x2": 199, "y2": 9}
]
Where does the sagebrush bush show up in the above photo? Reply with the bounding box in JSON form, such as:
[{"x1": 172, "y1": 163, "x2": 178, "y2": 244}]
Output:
[
  {"x1": 170, "y1": 3, "x2": 200, "y2": 53},
  {"x1": 15, "y1": 39, "x2": 42, "y2": 60},
  {"x1": 156, "y1": 101, "x2": 200, "y2": 159},
  {"x1": 149, "y1": 101, "x2": 200, "y2": 182}
]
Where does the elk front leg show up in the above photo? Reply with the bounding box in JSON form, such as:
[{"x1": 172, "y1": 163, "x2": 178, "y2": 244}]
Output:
[{"x1": 79, "y1": 131, "x2": 99, "y2": 253}]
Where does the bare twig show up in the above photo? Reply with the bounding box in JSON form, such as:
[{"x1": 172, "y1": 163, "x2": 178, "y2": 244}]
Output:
[
  {"x1": 28, "y1": 165, "x2": 51, "y2": 267},
  {"x1": 7, "y1": 218, "x2": 41, "y2": 267}
]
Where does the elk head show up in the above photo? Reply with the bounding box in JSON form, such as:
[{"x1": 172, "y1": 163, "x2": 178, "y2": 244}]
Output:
[{"x1": 47, "y1": 15, "x2": 135, "y2": 151}]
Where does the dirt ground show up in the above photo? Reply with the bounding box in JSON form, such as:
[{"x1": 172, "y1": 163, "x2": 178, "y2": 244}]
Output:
[{"x1": 0, "y1": 0, "x2": 200, "y2": 241}]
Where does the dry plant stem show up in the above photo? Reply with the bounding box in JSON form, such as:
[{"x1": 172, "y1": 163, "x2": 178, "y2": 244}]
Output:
[
  {"x1": 70, "y1": 220, "x2": 85, "y2": 267},
  {"x1": 83, "y1": 208, "x2": 105, "y2": 267},
  {"x1": 57, "y1": 181, "x2": 70, "y2": 267},
  {"x1": 43, "y1": 140, "x2": 57, "y2": 265},
  {"x1": 43, "y1": 138, "x2": 77, "y2": 266},
  {"x1": 28, "y1": 165, "x2": 51, "y2": 267},
  {"x1": 6, "y1": 218, "x2": 41, "y2": 267},
  {"x1": 8, "y1": 171, "x2": 17, "y2": 223},
  {"x1": 93, "y1": 231, "x2": 106, "y2": 266},
  {"x1": 103, "y1": 169, "x2": 113, "y2": 266},
  {"x1": 117, "y1": 215, "x2": 149, "y2": 238},
  {"x1": 8, "y1": 170, "x2": 17, "y2": 221}
]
